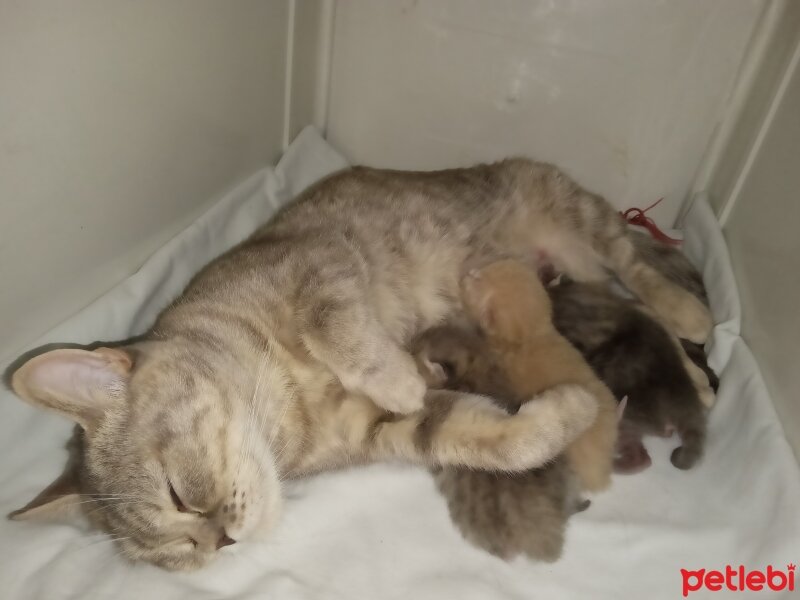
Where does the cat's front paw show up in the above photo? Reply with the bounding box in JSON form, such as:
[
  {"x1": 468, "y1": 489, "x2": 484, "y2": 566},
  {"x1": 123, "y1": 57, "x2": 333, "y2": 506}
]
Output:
[
  {"x1": 498, "y1": 384, "x2": 598, "y2": 472},
  {"x1": 526, "y1": 383, "x2": 598, "y2": 441},
  {"x1": 359, "y1": 357, "x2": 426, "y2": 414}
]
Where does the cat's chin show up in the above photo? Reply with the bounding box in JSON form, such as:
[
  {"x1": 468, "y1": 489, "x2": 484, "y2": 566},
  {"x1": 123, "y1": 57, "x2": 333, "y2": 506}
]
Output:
[{"x1": 248, "y1": 493, "x2": 283, "y2": 542}]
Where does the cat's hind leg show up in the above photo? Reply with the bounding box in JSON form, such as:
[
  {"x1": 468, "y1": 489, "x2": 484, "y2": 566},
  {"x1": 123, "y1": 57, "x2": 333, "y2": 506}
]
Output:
[
  {"x1": 562, "y1": 217, "x2": 712, "y2": 343},
  {"x1": 493, "y1": 161, "x2": 713, "y2": 342}
]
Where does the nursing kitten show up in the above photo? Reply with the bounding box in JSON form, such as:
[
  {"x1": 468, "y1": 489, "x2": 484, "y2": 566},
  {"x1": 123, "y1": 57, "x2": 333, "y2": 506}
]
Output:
[
  {"x1": 418, "y1": 249, "x2": 715, "y2": 559},
  {"x1": 460, "y1": 260, "x2": 619, "y2": 492},
  {"x1": 412, "y1": 325, "x2": 587, "y2": 562},
  {"x1": 7, "y1": 159, "x2": 711, "y2": 570},
  {"x1": 549, "y1": 277, "x2": 713, "y2": 471}
]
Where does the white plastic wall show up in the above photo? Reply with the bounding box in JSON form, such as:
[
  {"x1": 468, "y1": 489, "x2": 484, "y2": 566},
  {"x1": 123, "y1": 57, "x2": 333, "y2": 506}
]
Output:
[
  {"x1": 0, "y1": 1, "x2": 291, "y2": 362},
  {"x1": 3, "y1": 1, "x2": 797, "y2": 455},
  {"x1": 717, "y1": 11, "x2": 800, "y2": 458},
  {"x1": 324, "y1": 0, "x2": 765, "y2": 225}
]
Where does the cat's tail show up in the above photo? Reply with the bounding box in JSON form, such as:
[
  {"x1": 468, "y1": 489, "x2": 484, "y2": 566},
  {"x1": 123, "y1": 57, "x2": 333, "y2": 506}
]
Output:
[{"x1": 669, "y1": 401, "x2": 707, "y2": 470}]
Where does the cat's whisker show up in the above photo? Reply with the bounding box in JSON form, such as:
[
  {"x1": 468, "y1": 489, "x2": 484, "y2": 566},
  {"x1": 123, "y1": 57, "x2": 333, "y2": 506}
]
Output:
[
  {"x1": 83, "y1": 500, "x2": 149, "y2": 519},
  {"x1": 245, "y1": 344, "x2": 275, "y2": 476},
  {"x1": 266, "y1": 376, "x2": 292, "y2": 450},
  {"x1": 68, "y1": 534, "x2": 132, "y2": 555},
  {"x1": 242, "y1": 340, "x2": 286, "y2": 485},
  {"x1": 235, "y1": 344, "x2": 270, "y2": 479},
  {"x1": 272, "y1": 427, "x2": 307, "y2": 466},
  {"x1": 255, "y1": 346, "x2": 292, "y2": 479},
  {"x1": 72, "y1": 496, "x2": 146, "y2": 506}
]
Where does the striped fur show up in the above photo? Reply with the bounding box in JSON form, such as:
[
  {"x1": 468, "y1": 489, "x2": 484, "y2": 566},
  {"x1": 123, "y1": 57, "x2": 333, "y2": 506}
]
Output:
[{"x1": 8, "y1": 159, "x2": 711, "y2": 569}]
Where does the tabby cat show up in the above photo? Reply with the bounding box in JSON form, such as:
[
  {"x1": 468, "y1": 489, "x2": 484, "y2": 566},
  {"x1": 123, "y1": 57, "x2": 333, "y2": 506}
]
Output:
[{"x1": 7, "y1": 159, "x2": 712, "y2": 570}]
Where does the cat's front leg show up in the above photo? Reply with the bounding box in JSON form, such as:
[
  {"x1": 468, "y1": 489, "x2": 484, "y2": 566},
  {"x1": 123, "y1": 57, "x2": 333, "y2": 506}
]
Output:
[
  {"x1": 368, "y1": 384, "x2": 598, "y2": 471},
  {"x1": 298, "y1": 292, "x2": 426, "y2": 414}
]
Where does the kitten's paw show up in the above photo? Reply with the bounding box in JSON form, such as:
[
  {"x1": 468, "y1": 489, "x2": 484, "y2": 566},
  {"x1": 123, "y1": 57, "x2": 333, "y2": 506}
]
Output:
[
  {"x1": 613, "y1": 441, "x2": 652, "y2": 474},
  {"x1": 360, "y1": 357, "x2": 426, "y2": 414},
  {"x1": 670, "y1": 445, "x2": 702, "y2": 470}
]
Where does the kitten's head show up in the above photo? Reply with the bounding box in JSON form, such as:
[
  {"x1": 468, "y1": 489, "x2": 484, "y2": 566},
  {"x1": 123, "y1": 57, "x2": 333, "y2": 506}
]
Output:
[
  {"x1": 7, "y1": 343, "x2": 285, "y2": 570},
  {"x1": 410, "y1": 326, "x2": 521, "y2": 413},
  {"x1": 461, "y1": 259, "x2": 554, "y2": 343}
]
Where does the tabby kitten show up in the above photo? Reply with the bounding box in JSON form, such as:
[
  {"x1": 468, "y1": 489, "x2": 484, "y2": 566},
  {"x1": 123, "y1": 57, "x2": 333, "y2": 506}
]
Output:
[
  {"x1": 412, "y1": 325, "x2": 587, "y2": 562},
  {"x1": 7, "y1": 159, "x2": 712, "y2": 570}
]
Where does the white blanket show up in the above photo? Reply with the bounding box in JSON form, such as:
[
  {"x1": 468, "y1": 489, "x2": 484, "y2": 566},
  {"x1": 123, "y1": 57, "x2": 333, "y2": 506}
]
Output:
[{"x1": 1, "y1": 128, "x2": 798, "y2": 600}]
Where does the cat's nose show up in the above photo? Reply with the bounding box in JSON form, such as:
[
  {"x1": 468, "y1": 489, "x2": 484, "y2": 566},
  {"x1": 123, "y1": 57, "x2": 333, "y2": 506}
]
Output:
[{"x1": 216, "y1": 533, "x2": 236, "y2": 550}]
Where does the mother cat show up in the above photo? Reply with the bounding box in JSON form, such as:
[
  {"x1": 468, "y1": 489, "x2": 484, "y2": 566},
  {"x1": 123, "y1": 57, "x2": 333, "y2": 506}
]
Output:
[{"x1": 8, "y1": 159, "x2": 711, "y2": 570}]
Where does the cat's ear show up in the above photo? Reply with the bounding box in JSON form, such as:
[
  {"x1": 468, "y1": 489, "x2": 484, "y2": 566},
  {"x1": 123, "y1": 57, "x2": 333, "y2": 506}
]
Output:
[
  {"x1": 8, "y1": 468, "x2": 82, "y2": 521},
  {"x1": 10, "y1": 347, "x2": 133, "y2": 431}
]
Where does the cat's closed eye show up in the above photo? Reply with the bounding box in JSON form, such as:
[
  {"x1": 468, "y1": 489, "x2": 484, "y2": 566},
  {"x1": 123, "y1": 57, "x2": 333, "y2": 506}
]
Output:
[{"x1": 167, "y1": 480, "x2": 193, "y2": 514}]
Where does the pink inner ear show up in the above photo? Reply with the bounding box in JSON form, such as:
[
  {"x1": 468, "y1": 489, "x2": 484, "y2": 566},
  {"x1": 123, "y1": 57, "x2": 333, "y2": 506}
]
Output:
[
  {"x1": 617, "y1": 396, "x2": 628, "y2": 422},
  {"x1": 12, "y1": 348, "x2": 130, "y2": 427},
  {"x1": 36, "y1": 352, "x2": 125, "y2": 397},
  {"x1": 94, "y1": 347, "x2": 134, "y2": 374},
  {"x1": 477, "y1": 295, "x2": 497, "y2": 331}
]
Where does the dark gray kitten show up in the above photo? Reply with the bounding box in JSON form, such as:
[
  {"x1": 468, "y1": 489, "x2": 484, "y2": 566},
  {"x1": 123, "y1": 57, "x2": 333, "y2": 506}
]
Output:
[{"x1": 549, "y1": 278, "x2": 715, "y2": 472}]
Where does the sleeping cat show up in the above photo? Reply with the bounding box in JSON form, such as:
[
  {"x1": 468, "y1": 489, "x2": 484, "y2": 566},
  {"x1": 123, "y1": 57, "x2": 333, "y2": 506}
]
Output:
[
  {"x1": 6, "y1": 159, "x2": 712, "y2": 570},
  {"x1": 412, "y1": 325, "x2": 589, "y2": 561}
]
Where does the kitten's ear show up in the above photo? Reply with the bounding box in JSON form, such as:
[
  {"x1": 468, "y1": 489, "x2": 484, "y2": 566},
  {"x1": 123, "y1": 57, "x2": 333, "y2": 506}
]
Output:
[
  {"x1": 461, "y1": 271, "x2": 499, "y2": 333},
  {"x1": 10, "y1": 347, "x2": 132, "y2": 431},
  {"x1": 8, "y1": 468, "x2": 81, "y2": 521},
  {"x1": 467, "y1": 290, "x2": 499, "y2": 333}
]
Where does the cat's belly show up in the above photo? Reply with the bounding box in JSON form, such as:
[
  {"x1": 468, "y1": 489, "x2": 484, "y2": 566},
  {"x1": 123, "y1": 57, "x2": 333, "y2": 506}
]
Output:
[{"x1": 369, "y1": 267, "x2": 463, "y2": 346}]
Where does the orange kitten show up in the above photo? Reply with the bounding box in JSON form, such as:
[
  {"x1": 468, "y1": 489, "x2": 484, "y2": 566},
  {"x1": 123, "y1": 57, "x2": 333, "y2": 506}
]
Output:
[{"x1": 461, "y1": 260, "x2": 618, "y2": 492}]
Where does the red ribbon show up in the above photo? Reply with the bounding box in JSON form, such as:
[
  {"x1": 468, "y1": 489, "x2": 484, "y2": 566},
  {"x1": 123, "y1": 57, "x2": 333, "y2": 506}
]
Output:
[{"x1": 620, "y1": 197, "x2": 682, "y2": 246}]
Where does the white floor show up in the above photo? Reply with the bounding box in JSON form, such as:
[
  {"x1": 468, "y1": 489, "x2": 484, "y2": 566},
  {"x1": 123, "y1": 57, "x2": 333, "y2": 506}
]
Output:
[{"x1": 1, "y1": 128, "x2": 798, "y2": 600}]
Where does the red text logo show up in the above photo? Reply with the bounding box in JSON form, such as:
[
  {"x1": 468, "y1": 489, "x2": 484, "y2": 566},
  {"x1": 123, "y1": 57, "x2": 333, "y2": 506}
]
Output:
[{"x1": 681, "y1": 564, "x2": 795, "y2": 596}]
